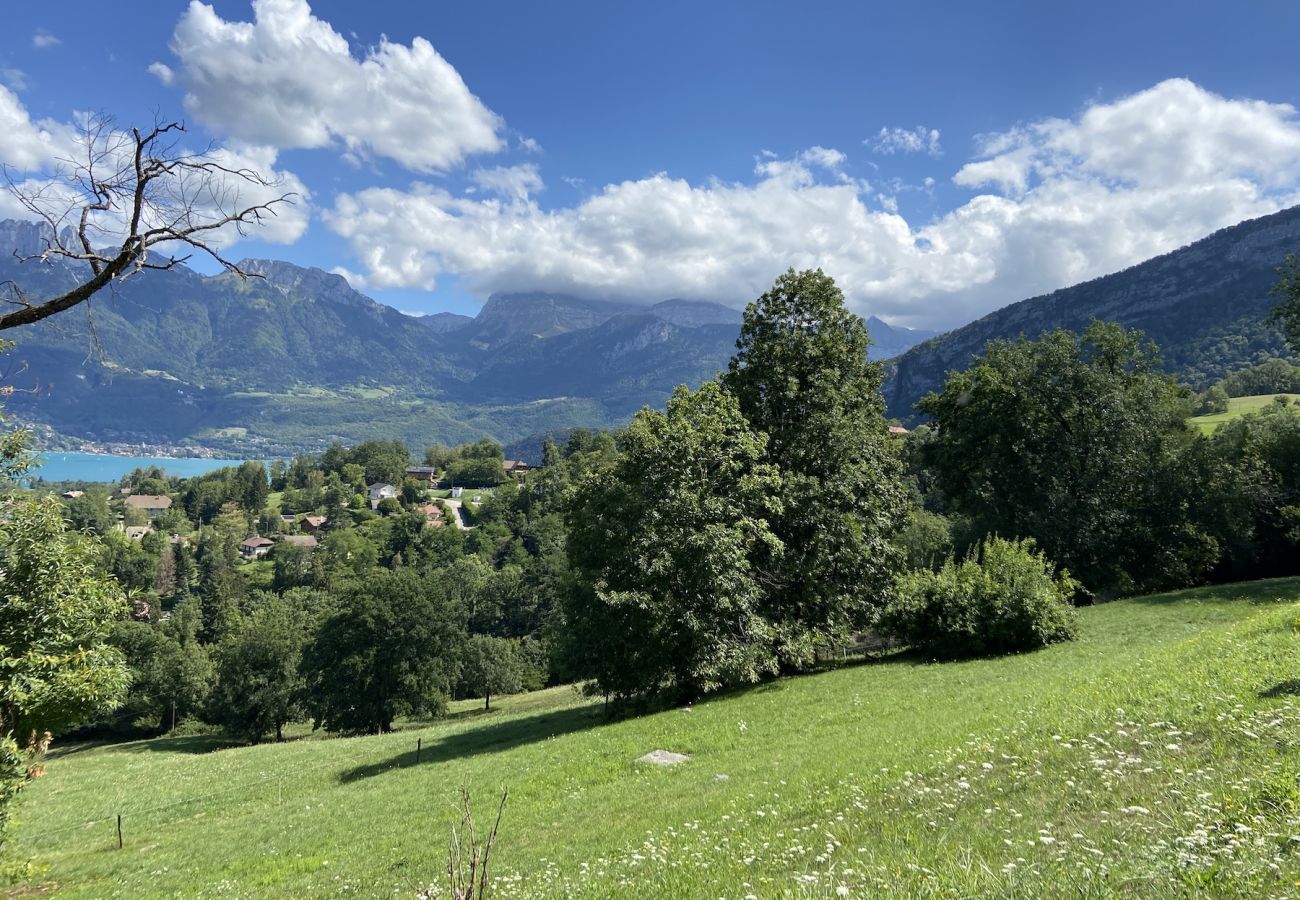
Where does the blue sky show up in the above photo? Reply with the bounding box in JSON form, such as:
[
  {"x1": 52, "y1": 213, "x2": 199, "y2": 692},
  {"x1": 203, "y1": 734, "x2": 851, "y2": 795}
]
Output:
[{"x1": 4, "y1": 1, "x2": 1300, "y2": 327}]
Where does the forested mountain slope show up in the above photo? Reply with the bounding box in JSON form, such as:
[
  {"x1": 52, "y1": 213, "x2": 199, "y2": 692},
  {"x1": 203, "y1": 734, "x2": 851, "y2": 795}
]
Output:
[{"x1": 885, "y1": 205, "x2": 1300, "y2": 418}]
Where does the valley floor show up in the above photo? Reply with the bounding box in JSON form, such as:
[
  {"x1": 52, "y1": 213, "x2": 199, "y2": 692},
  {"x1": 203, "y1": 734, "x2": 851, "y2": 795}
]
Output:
[{"x1": 11, "y1": 579, "x2": 1300, "y2": 898}]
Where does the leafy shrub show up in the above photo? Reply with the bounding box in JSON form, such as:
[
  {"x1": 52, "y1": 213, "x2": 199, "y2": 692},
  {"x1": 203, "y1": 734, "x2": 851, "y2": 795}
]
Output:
[
  {"x1": 880, "y1": 537, "x2": 1079, "y2": 658},
  {"x1": 1196, "y1": 384, "x2": 1230, "y2": 415},
  {"x1": 896, "y1": 508, "x2": 953, "y2": 571}
]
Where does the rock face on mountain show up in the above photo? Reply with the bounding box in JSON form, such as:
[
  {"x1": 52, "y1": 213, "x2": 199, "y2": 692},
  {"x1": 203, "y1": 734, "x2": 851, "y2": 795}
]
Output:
[
  {"x1": 0, "y1": 219, "x2": 58, "y2": 258},
  {"x1": 649, "y1": 299, "x2": 743, "y2": 328},
  {"x1": 884, "y1": 205, "x2": 1300, "y2": 419},
  {"x1": 465, "y1": 293, "x2": 643, "y2": 348}
]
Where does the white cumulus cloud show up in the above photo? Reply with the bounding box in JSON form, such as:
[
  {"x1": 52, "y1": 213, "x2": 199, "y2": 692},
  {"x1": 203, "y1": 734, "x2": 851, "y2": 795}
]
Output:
[
  {"x1": 869, "y1": 126, "x2": 942, "y2": 157},
  {"x1": 163, "y1": 0, "x2": 504, "y2": 172},
  {"x1": 325, "y1": 79, "x2": 1300, "y2": 329},
  {"x1": 31, "y1": 30, "x2": 60, "y2": 50},
  {"x1": 0, "y1": 85, "x2": 77, "y2": 171},
  {"x1": 0, "y1": 85, "x2": 310, "y2": 249},
  {"x1": 470, "y1": 164, "x2": 543, "y2": 201},
  {"x1": 955, "y1": 78, "x2": 1300, "y2": 194}
]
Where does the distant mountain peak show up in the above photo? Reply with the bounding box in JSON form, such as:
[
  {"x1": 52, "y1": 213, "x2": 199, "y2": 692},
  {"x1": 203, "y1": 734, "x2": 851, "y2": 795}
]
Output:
[
  {"x1": 412, "y1": 311, "x2": 474, "y2": 334},
  {"x1": 234, "y1": 258, "x2": 385, "y2": 313},
  {"x1": 470, "y1": 292, "x2": 644, "y2": 346},
  {"x1": 864, "y1": 315, "x2": 939, "y2": 360}
]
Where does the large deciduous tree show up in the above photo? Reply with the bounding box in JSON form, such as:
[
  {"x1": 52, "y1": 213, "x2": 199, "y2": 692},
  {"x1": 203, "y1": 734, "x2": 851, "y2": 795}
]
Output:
[
  {"x1": 1206, "y1": 397, "x2": 1300, "y2": 579},
  {"x1": 458, "y1": 635, "x2": 525, "y2": 711},
  {"x1": 209, "y1": 595, "x2": 309, "y2": 743},
  {"x1": 565, "y1": 381, "x2": 784, "y2": 702},
  {"x1": 302, "y1": 569, "x2": 463, "y2": 734},
  {"x1": 0, "y1": 494, "x2": 130, "y2": 852},
  {"x1": 0, "y1": 497, "x2": 130, "y2": 739},
  {"x1": 919, "y1": 321, "x2": 1219, "y2": 595},
  {"x1": 722, "y1": 268, "x2": 906, "y2": 664}
]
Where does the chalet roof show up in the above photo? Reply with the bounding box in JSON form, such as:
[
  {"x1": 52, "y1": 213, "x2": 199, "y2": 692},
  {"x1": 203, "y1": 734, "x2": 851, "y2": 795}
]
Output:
[
  {"x1": 124, "y1": 494, "x2": 172, "y2": 510},
  {"x1": 405, "y1": 466, "x2": 439, "y2": 475},
  {"x1": 241, "y1": 536, "x2": 274, "y2": 549},
  {"x1": 280, "y1": 514, "x2": 297, "y2": 522},
  {"x1": 503, "y1": 459, "x2": 530, "y2": 472},
  {"x1": 302, "y1": 515, "x2": 327, "y2": 528},
  {"x1": 887, "y1": 425, "x2": 910, "y2": 435}
]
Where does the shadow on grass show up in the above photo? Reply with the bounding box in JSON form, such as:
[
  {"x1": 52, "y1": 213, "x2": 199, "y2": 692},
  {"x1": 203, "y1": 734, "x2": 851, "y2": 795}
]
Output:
[
  {"x1": 112, "y1": 734, "x2": 243, "y2": 755},
  {"x1": 1124, "y1": 576, "x2": 1300, "y2": 606},
  {"x1": 337, "y1": 703, "x2": 606, "y2": 784},
  {"x1": 1261, "y1": 679, "x2": 1300, "y2": 699},
  {"x1": 47, "y1": 733, "x2": 241, "y2": 759}
]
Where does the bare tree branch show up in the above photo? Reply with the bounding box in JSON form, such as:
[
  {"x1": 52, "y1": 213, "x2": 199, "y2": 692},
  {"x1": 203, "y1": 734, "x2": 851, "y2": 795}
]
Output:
[{"x1": 0, "y1": 116, "x2": 297, "y2": 331}]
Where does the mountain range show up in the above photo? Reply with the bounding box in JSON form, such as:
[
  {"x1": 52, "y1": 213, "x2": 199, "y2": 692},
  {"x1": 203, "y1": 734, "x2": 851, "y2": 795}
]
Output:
[
  {"x1": 0, "y1": 219, "x2": 935, "y2": 455},
  {"x1": 3, "y1": 202, "x2": 1295, "y2": 456}
]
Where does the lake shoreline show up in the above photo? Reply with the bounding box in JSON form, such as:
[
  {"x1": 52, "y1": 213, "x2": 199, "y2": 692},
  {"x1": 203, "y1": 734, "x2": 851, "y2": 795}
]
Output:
[{"x1": 29, "y1": 451, "x2": 278, "y2": 484}]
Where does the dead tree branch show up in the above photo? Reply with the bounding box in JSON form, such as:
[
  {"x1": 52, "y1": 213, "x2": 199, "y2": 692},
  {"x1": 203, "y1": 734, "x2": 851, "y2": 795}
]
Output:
[{"x1": 0, "y1": 116, "x2": 296, "y2": 331}]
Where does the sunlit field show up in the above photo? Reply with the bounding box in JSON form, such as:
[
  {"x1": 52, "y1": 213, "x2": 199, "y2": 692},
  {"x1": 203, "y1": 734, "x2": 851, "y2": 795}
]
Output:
[
  {"x1": 14, "y1": 579, "x2": 1300, "y2": 898},
  {"x1": 1189, "y1": 394, "x2": 1300, "y2": 434}
]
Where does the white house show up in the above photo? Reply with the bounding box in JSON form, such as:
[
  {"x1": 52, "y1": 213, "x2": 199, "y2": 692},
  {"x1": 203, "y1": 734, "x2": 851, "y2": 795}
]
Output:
[
  {"x1": 367, "y1": 483, "x2": 398, "y2": 509},
  {"x1": 240, "y1": 536, "x2": 274, "y2": 559}
]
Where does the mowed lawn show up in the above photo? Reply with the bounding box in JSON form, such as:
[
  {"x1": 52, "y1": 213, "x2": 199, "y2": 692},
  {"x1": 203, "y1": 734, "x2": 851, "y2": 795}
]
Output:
[
  {"x1": 12, "y1": 581, "x2": 1300, "y2": 898},
  {"x1": 1189, "y1": 393, "x2": 1300, "y2": 433}
]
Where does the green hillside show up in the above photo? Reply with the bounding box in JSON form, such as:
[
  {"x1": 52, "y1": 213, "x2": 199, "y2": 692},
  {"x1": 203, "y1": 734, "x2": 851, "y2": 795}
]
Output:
[
  {"x1": 13, "y1": 580, "x2": 1300, "y2": 898},
  {"x1": 1189, "y1": 394, "x2": 1300, "y2": 434}
]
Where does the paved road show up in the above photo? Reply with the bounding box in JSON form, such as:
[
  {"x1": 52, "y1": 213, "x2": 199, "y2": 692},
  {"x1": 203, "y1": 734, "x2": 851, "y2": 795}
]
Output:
[{"x1": 442, "y1": 498, "x2": 471, "y2": 529}]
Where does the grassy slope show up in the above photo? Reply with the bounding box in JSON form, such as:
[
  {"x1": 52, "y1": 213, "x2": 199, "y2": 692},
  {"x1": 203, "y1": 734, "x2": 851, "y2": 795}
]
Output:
[
  {"x1": 12, "y1": 581, "x2": 1300, "y2": 898},
  {"x1": 1189, "y1": 393, "x2": 1300, "y2": 434}
]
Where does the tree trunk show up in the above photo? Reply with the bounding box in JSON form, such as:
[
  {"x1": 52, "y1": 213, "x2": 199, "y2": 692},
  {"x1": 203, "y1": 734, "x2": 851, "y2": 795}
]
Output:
[
  {"x1": 275, "y1": 720, "x2": 283, "y2": 742},
  {"x1": 484, "y1": 693, "x2": 491, "y2": 711}
]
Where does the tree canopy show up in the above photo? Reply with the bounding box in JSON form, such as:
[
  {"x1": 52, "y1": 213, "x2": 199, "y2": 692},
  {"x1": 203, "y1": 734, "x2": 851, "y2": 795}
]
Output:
[
  {"x1": 723, "y1": 268, "x2": 906, "y2": 663},
  {"x1": 919, "y1": 321, "x2": 1217, "y2": 594},
  {"x1": 0, "y1": 497, "x2": 130, "y2": 740},
  {"x1": 566, "y1": 381, "x2": 784, "y2": 702},
  {"x1": 302, "y1": 570, "x2": 464, "y2": 733}
]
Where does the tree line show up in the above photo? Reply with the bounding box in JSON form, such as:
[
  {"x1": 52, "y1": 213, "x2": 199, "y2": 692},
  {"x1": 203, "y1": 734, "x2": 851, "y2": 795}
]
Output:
[{"x1": 6, "y1": 263, "x2": 1300, "y2": 858}]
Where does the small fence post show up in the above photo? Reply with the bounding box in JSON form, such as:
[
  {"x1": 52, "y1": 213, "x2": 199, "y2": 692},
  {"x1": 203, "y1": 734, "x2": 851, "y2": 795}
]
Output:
[
  {"x1": 415, "y1": 737, "x2": 422, "y2": 765},
  {"x1": 116, "y1": 814, "x2": 123, "y2": 850}
]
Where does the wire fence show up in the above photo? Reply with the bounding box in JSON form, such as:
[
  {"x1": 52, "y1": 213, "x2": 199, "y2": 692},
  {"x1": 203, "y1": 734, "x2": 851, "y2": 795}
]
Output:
[{"x1": 20, "y1": 736, "x2": 434, "y2": 850}]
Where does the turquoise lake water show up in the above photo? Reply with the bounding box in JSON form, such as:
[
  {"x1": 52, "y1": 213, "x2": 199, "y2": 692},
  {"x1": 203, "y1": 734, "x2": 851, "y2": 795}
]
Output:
[{"x1": 29, "y1": 451, "x2": 263, "y2": 483}]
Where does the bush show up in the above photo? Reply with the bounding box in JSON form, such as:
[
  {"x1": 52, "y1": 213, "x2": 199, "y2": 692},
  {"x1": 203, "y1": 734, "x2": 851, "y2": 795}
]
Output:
[
  {"x1": 1197, "y1": 385, "x2": 1230, "y2": 415},
  {"x1": 896, "y1": 508, "x2": 953, "y2": 571},
  {"x1": 880, "y1": 537, "x2": 1078, "y2": 658}
]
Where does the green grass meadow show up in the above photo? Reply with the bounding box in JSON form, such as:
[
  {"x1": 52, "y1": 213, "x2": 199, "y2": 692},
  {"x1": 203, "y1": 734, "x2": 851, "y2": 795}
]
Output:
[
  {"x1": 1189, "y1": 394, "x2": 1300, "y2": 434},
  {"x1": 11, "y1": 580, "x2": 1300, "y2": 898}
]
